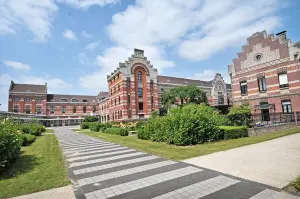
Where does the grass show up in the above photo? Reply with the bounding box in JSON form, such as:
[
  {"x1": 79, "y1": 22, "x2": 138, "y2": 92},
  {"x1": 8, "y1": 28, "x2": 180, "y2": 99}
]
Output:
[
  {"x1": 0, "y1": 133, "x2": 70, "y2": 199},
  {"x1": 293, "y1": 176, "x2": 300, "y2": 190},
  {"x1": 78, "y1": 127, "x2": 300, "y2": 160}
]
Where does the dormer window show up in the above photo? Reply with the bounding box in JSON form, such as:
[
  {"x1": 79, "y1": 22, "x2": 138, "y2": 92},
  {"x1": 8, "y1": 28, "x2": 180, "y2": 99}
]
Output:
[
  {"x1": 294, "y1": 53, "x2": 298, "y2": 60},
  {"x1": 72, "y1": 99, "x2": 78, "y2": 102},
  {"x1": 82, "y1": 99, "x2": 88, "y2": 102},
  {"x1": 61, "y1": 99, "x2": 68, "y2": 102}
]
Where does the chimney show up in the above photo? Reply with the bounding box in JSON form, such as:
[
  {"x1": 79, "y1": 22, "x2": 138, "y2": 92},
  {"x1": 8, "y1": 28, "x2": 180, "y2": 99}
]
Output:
[{"x1": 276, "y1": 30, "x2": 287, "y2": 43}]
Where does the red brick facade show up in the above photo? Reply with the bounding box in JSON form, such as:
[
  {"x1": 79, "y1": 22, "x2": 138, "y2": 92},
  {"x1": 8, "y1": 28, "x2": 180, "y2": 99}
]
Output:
[{"x1": 228, "y1": 31, "x2": 300, "y2": 116}]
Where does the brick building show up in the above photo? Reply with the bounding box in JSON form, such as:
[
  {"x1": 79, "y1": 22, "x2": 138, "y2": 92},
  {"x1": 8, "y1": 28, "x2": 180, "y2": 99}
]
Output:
[
  {"x1": 7, "y1": 49, "x2": 232, "y2": 126},
  {"x1": 228, "y1": 30, "x2": 300, "y2": 122}
]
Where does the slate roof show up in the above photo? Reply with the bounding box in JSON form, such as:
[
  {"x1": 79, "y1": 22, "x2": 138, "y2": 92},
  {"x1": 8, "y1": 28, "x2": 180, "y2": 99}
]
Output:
[
  {"x1": 47, "y1": 94, "x2": 97, "y2": 102},
  {"x1": 157, "y1": 75, "x2": 232, "y2": 90},
  {"x1": 157, "y1": 75, "x2": 213, "y2": 87},
  {"x1": 10, "y1": 83, "x2": 46, "y2": 93},
  {"x1": 97, "y1": 91, "x2": 109, "y2": 100}
]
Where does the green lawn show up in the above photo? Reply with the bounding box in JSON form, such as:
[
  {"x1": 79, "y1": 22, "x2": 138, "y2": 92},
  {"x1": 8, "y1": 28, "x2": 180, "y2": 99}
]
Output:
[
  {"x1": 0, "y1": 132, "x2": 70, "y2": 199},
  {"x1": 79, "y1": 127, "x2": 300, "y2": 160}
]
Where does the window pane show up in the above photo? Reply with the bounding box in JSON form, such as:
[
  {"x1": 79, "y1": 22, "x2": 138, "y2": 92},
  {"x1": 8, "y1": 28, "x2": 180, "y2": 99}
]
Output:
[{"x1": 279, "y1": 73, "x2": 288, "y2": 85}]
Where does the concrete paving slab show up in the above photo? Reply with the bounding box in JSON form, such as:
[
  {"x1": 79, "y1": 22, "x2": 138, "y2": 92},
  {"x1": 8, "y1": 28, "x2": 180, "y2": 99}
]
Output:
[{"x1": 184, "y1": 133, "x2": 300, "y2": 188}]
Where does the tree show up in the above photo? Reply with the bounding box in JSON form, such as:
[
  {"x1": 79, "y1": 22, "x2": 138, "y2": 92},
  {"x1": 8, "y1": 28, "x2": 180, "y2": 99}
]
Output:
[
  {"x1": 161, "y1": 85, "x2": 207, "y2": 108},
  {"x1": 227, "y1": 103, "x2": 252, "y2": 126}
]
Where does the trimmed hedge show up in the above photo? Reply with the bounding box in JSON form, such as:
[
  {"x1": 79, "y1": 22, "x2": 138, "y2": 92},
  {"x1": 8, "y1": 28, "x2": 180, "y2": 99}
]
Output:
[
  {"x1": 0, "y1": 121, "x2": 22, "y2": 174},
  {"x1": 103, "y1": 127, "x2": 129, "y2": 136},
  {"x1": 137, "y1": 128, "x2": 150, "y2": 140},
  {"x1": 218, "y1": 126, "x2": 248, "y2": 140},
  {"x1": 21, "y1": 134, "x2": 36, "y2": 146},
  {"x1": 20, "y1": 123, "x2": 44, "y2": 136}
]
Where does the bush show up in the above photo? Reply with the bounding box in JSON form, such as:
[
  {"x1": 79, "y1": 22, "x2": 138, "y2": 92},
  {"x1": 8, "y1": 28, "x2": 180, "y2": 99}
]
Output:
[
  {"x1": 103, "y1": 127, "x2": 128, "y2": 136},
  {"x1": 80, "y1": 122, "x2": 90, "y2": 129},
  {"x1": 83, "y1": 116, "x2": 98, "y2": 122},
  {"x1": 218, "y1": 126, "x2": 248, "y2": 140},
  {"x1": 0, "y1": 121, "x2": 22, "y2": 173},
  {"x1": 20, "y1": 123, "x2": 43, "y2": 136},
  {"x1": 21, "y1": 134, "x2": 36, "y2": 146},
  {"x1": 136, "y1": 121, "x2": 146, "y2": 129},
  {"x1": 137, "y1": 128, "x2": 150, "y2": 140},
  {"x1": 228, "y1": 104, "x2": 252, "y2": 127},
  {"x1": 89, "y1": 122, "x2": 103, "y2": 132},
  {"x1": 140, "y1": 104, "x2": 225, "y2": 145}
]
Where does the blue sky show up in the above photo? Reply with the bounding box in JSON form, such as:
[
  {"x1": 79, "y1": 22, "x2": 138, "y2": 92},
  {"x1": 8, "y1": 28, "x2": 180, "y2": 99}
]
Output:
[{"x1": 0, "y1": 0, "x2": 300, "y2": 111}]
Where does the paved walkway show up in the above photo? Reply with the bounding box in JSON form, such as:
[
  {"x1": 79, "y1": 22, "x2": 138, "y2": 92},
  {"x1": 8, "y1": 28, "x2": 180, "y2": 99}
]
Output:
[
  {"x1": 184, "y1": 133, "x2": 300, "y2": 189},
  {"x1": 54, "y1": 128, "x2": 299, "y2": 199}
]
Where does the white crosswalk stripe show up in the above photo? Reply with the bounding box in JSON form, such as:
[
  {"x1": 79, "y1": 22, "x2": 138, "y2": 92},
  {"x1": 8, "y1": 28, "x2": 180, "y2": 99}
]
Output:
[
  {"x1": 77, "y1": 160, "x2": 177, "y2": 186},
  {"x1": 67, "y1": 148, "x2": 135, "y2": 162},
  {"x1": 85, "y1": 166, "x2": 202, "y2": 199},
  {"x1": 69, "y1": 152, "x2": 146, "y2": 168},
  {"x1": 152, "y1": 175, "x2": 240, "y2": 199},
  {"x1": 73, "y1": 155, "x2": 158, "y2": 175}
]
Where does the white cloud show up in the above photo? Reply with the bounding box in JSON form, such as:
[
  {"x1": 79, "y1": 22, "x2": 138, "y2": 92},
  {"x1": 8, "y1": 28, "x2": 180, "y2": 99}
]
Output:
[
  {"x1": 190, "y1": 69, "x2": 231, "y2": 83},
  {"x1": 18, "y1": 75, "x2": 72, "y2": 91},
  {"x1": 0, "y1": 87, "x2": 8, "y2": 111},
  {"x1": 0, "y1": 0, "x2": 58, "y2": 42},
  {"x1": 63, "y1": 29, "x2": 77, "y2": 40},
  {"x1": 56, "y1": 0, "x2": 119, "y2": 9},
  {"x1": 85, "y1": 40, "x2": 101, "y2": 51},
  {"x1": 0, "y1": 74, "x2": 14, "y2": 86},
  {"x1": 81, "y1": 31, "x2": 94, "y2": 39},
  {"x1": 4, "y1": 61, "x2": 31, "y2": 71},
  {"x1": 78, "y1": 52, "x2": 91, "y2": 65}
]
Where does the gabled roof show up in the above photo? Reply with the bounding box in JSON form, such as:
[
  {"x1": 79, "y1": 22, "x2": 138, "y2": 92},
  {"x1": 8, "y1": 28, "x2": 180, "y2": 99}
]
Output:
[
  {"x1": 10, "y1": 83, "x2": 46, "y2": 93},
  {"x1": 47, "y1": 94, "x2": 97, "y2": 102}
]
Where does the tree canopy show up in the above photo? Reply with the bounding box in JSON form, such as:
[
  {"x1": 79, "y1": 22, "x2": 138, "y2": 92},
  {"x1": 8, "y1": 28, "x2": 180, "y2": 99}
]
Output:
[{"x1": 161, "y1": 85, "x2": 207, "y2": 109}]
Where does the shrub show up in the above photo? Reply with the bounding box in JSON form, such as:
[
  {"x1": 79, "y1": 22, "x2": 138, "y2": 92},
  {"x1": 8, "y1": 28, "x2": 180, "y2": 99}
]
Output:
[
  {"x1": 136, "y1": 121, "x2": 146, "y2": 129},
  {"x1": 80, "y1": 122, "x2": 90, "y2": 129},
  {"x1": 140, "y1": 104, "x2": 224, "y2": 145},
  {"x1": 227, "y1": 104, "x2": 252, "y2": 127},
  {"x1": 83, "y1": 116, "x2": 98, "y2": 122},
  {"x1": 137, "y1": 127, "x2": 150, "y2": 140},
  {"x1": 103, "y1": 127, "x2": 128, "y2": 136},
  {"x1": 21, "y1": 134, "x2": 36, "y2": 146},
  {"x1": 20, "y1": 123, "x2": 43, "y2": 136},
  {"x1": 89, "y1": 122, "x2": 103, "y2": 132},
  {"x1": 0, "y1": 121, "x2": 22, "y2": 173},
  {"x1": 218, "y1": 126, "x2": 248, "y2": 140}
]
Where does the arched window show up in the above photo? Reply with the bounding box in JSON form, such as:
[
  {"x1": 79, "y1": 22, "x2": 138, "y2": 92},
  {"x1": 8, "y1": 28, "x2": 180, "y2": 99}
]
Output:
[
  {"x1": 120, "y1": 110, "x2": 122, "y2": 118},
  {"x1": 25, "y1": 106, "x2": 31, "y2": 114},
  {"x1": 73, "y1": 106, "x2": 76, "y2": 113},
  {"x1": 14, "y1": 97, "x2": 19, "y2": 102},
  {"x1": 137, "y1": 71, "x2": 142, "y2": 83},
  {"x1": 36, "y1": 97, "x2": 42, "y2": 103},
  {"x1": 25, "y1": 97, "x2": 31, "y2": 103},
  {"x1": 50, "y1": 106, "x2": 54, "y2": 114},
  {"x1": 83, "y1": 106, "x2": 86, "y2": 113}
]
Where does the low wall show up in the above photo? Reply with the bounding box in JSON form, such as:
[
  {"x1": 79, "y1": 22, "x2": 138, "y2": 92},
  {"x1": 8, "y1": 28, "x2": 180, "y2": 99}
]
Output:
[{"x1": 248, "y1": 123, "x2": 296, "y2": 136}]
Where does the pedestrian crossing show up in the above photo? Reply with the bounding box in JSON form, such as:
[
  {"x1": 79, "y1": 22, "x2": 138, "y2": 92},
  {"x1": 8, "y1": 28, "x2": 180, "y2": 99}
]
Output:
[{"x1": 54, "y1": 128, "x2": 299, "y2": 199}]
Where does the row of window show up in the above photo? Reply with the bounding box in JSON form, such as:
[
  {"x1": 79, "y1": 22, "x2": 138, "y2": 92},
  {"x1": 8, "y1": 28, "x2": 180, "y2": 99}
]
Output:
[
  {"x1": 13, "y1": 106, "x2": 42, "y2": 114},
  {"x1": 112, "y1": 110, "x2": 122, "y2": 120},
  {"x1": 49, "y1": 106, "x2": 96, "y2": 114},
  {"x1": 13, "y1": 97, "x2": 43, "y2": 103},
  {"x1": 108, "y1": 73, "x2": 120, "y2": 84},
  {"x1": 60, "y1": 99, "x2": 89, "y2": 102},
  {"x1": 110, "y1": 84, "x2": 121, "y2": 96},
  {"x1": 240, "y1": 72, "x2": 289, "y2": 95}
]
